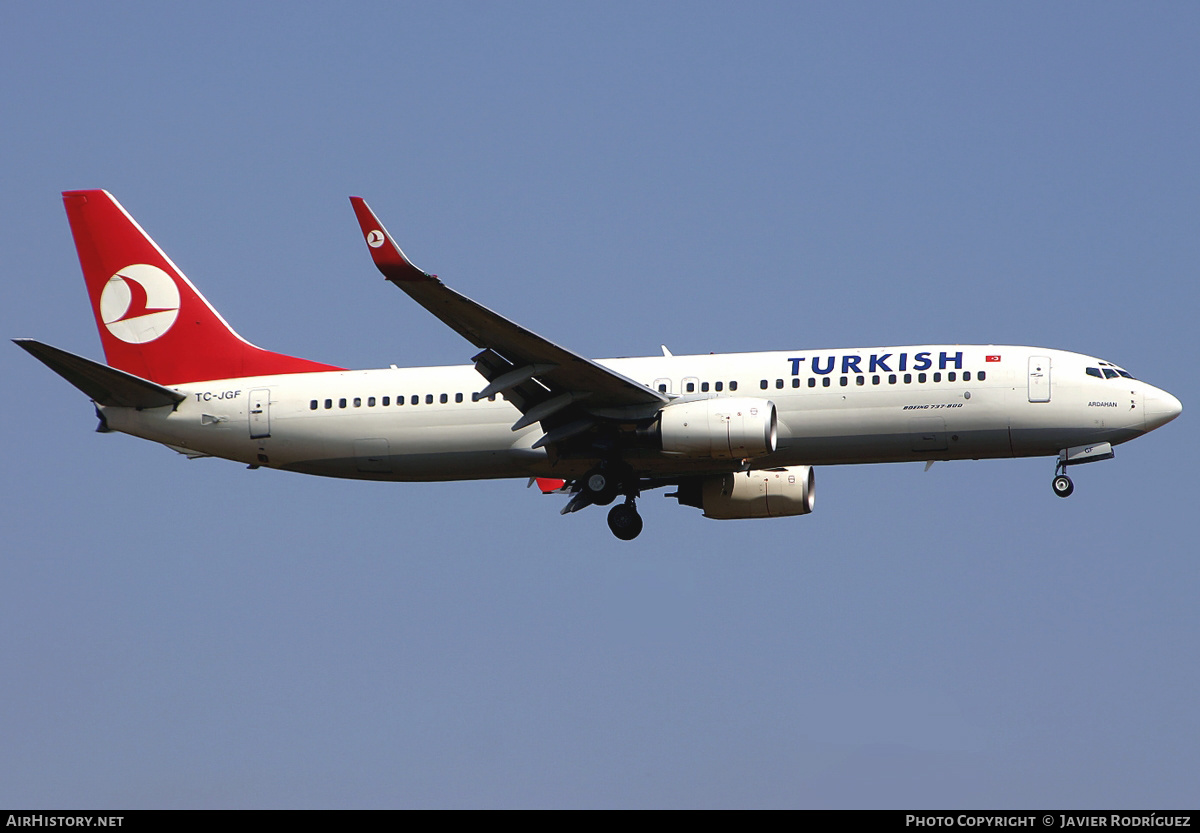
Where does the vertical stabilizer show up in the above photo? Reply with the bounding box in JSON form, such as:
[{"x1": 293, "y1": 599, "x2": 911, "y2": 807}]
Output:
[{"x1": 62, "y1": 190, "x2": 341, "y2": 384}]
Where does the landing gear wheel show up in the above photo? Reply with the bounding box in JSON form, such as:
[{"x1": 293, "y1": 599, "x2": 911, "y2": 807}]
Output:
[
  {"x1": 1052, "y1": 474, "x2": 1074, "y2": 498},
  {"x1": 607, "y1": 503, "x2": 643, "y2": 540},
  {"x1": 583, "y1": 470, "x2": 620, "y2": 506}
]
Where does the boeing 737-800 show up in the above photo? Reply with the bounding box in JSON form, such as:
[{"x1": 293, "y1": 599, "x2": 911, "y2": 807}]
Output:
[{"x1": 17, "y1": 190, "x2": 1182, "y2": 539}]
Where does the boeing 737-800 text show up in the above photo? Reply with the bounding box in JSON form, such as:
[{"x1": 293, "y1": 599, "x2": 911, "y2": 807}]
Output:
[{"x1": 16, "y1": 190, "x2": 1182, "y2": 539}]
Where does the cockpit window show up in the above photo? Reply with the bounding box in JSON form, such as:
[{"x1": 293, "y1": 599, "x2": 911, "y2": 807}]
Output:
[{"x1": 1090, "y1": 363, "x2": 1137, "y2": 380}]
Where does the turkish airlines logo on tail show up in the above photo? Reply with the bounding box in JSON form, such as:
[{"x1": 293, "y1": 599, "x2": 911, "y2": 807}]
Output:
[{"x1": 99, "y1": 264, "x2": 181, "y2": 344}]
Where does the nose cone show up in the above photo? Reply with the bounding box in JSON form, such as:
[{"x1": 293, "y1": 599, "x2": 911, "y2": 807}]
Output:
[{"x1": 1144, "y1": 387, "x2": 1183, "y2": 431}]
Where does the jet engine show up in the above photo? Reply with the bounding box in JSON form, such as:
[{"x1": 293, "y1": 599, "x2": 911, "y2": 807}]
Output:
[
  {"x1": 658, "y1": 398, "x2": 777, "y2": 459},
  {"x1": 673, "y1": 465, "x2": 816, "y2": 519}
]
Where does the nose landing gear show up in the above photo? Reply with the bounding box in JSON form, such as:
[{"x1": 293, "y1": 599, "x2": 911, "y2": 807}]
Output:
[
  {"x1": 1052, "y1": 472, "x2": 1074, "y2": 498},
  {"x1": 1052, "y1": 456, "x2": 1075, "y2": 497},
  {"x1": 1051, "y1": 442, "x2": 1115, "y2": 498}
]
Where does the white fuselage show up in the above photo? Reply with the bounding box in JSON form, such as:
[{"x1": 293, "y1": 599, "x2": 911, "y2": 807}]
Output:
[{"x1": 101, "y1": 345, "x2": 1176, "y2": 482}]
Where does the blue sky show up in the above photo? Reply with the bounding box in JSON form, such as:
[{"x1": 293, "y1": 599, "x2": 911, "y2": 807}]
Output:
[{"x1": 2, "y1": 2, "x2": 1197, "y2": 808}]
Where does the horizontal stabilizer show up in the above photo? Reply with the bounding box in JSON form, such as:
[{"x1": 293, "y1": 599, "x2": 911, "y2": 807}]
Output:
[{"x1": 15, "y1": 339, "x2": 185, "y2": 409}]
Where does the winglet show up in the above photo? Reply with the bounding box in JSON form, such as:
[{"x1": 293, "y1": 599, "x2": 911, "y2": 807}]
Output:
[{"x1": 348, "y1": 197, "x2": 434, "y2": 283}]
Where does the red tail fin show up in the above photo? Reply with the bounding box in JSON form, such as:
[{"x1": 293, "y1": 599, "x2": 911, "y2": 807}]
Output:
[{"x1": 63, "y1": 190, "x2": 341, "y2": 384}]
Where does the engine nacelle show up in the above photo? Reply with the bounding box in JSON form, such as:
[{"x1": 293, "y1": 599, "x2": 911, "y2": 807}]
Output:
[
  {"x1": 676, "y1": 465, "x2": 816, "y2": 519},
  {"x1": 659, "y1": 398, "x2": 777, "y2": 459}
]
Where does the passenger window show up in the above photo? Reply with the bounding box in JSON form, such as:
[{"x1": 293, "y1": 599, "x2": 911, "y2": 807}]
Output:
[
  {"x1": 904, "y1": 374, "x2": 912, "y2": 384},
  {"x1": 353, "y1": 397, "x2": 362, "y2": 407},
  {"x1": 856, "y1": 376, "x2": 865, "y2": 386},
  {"x1": 776, "y1": 379, "x2": 784, "y2": 389},
  {"x1": 933, "y1": 372, "x2": 941, "y2": 383},
  {"x1": 729, "y1": 381, "x2": 738, "y2": 391},
  {"x1": 439, "y1": 393, "x2": 448, "y2": 403},
  {"x1": 382, "y1": 396, "x2": 390, "y2": 406},
  {"x1": 456, "y1": 393, "x2": 463, "y2": 403},
  {"x1": 872, "y1": 375, "x2": 880, "y2": 385},
  {"x1": 808, "y1": 378, "x2": 816, "y2": 388},
  {"x1": 686, "y1": 381, "x2": 696, "y2": 393},
  {"x1": 701, "y1": 382, "x2": 709, "y2": 392},
  {"x1": 888, "y1": 374, "x2": 897, "y2": 384},
  {"x1": 840, "y1": 376, "x2": 848, "y2": 387},
  {"x1": 948, "y1": 372, "x2": 956, "y2": 382},
  {"x1": 760, "y1": 380, "x2": 768, "y2": 390},
  {"x1": 489, "y1": 394, "x2": 496, "y2": 401},
  {"x1": 368, "y1": 397, "x2": 376, "y2": 407},
  {"x1": 963, "y1": 371, "x2": 971, "y2": 382},
  {"x1": 978, "y1": 371, "x2": 986, "y2": 381},
  {"x1": 658, "y1": 384, "x2": 667, "y2": 392},
  {"x1": 918, "y1": 373, "x2": 927, "y2": 383},
  {"x1": 715, "y1": 382, "x2": 723, "y2": 392},
  {"x1": 822, "y1": 377, "x2": 831, "y2": 387},
  {"x1": 339, "y1": 398, "x2": 347, "y2": 409},
  {"x1": 324, "y1": 399, "x2": 333, "y2": 409},
  {"x1": 425, "y1": 394, "x2": 433, "y2": 404},
  {"x1": 310, "y1": 400, "x2": 318, "y2": 410}
]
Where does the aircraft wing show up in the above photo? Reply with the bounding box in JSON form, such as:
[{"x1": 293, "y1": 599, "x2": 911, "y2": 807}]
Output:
[{"x1": 350, "y1": 198, "x2": 668, "y2": 441}]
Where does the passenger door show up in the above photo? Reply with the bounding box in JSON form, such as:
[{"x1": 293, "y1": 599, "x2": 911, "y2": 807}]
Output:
[
  {"x1": 248, "y1": 388, "x2": 271, "y2": 438},
  {"x1": 1028, "y1": 356, "x2": 1051, "y2": 403}
]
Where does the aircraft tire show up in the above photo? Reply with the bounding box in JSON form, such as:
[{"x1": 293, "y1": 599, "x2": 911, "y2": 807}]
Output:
[
  {"x1": 584, "y1": 470, "x2": 620, "y2": 506},
  {"x1": 608, "y1": 504, "x2": 643, "y2": 540},
  {"x1": 1052, "y1": 474, "x2": 1074, "y2": 498}
]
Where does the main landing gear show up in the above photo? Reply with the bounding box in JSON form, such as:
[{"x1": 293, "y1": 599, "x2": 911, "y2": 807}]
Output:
[
  {"x1": 582, "y1": 468, "x2": 621, "y2": 506},
  {"x1": 572, "y1": 463, "x2": 644, "y2": 540},
  {"x1": 607, "y1": 500, "x2": 643, "y2": 541}
]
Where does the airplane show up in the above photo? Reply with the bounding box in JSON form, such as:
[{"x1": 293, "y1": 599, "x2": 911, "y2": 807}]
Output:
[{"x1": 16, "y1": 190, "x2": 1183, "y2": 540}]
